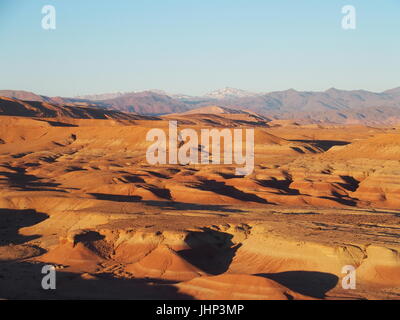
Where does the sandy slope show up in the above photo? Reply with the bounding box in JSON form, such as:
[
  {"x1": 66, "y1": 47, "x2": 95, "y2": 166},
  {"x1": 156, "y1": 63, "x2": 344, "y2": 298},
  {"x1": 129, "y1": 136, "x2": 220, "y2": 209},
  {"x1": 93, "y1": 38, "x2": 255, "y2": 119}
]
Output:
[{"x1": 0, "y1": 112, "x2": 399, "y2": 300}]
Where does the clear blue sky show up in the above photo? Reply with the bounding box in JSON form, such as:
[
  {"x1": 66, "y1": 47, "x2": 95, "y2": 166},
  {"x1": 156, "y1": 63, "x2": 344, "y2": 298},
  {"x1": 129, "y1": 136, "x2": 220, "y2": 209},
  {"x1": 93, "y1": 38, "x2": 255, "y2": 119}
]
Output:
[{"x1": 0, "y1": 0, "x2": 399, "y2": 97}]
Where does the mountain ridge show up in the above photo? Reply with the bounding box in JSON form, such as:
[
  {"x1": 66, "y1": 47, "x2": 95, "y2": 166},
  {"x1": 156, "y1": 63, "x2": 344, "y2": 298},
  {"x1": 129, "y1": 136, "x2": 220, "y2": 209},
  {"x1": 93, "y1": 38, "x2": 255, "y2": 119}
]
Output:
[{"x1": 2, "y1": 87, "x2": 400, "y2": 124}]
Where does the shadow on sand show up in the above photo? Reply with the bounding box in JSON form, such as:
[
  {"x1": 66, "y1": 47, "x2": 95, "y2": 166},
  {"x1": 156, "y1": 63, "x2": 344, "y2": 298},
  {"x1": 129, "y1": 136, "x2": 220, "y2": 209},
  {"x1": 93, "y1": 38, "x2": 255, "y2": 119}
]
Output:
[
  {"x1": 0, "y1": 208, "x2": 48, "y2": 245},
  {"x1": 88, "y1": 192, "x2": 246, "y2": 213},
  {"x1": 179, "y1": 228, "x2": 241, "y2": 275},
  {"x1": 257, "y1": 271, "x2": 339, "y2": 299},
  {"x1": 290, "y1": 139, "x2": 350, "y2": 152},
  {"x1": 0, "y1": 260, "x2": 194, "y2": 300}
]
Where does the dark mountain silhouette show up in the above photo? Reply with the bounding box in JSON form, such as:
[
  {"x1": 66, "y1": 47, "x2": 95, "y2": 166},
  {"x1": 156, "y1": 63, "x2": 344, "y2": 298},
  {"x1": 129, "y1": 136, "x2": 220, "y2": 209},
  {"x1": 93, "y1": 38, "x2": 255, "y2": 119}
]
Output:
[{"x1": 0, "y1": 96, "x2": 156, "y2": 120}]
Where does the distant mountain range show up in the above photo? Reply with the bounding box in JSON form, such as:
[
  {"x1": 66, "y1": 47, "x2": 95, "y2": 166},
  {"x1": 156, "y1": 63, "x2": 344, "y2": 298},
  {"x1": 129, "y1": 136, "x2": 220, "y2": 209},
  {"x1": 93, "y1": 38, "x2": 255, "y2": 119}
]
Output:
[
  {"x1": 1, "y1": 87, "x2": 400, "y2": 125},
  {"x1": 75, "y1": 87, "x2": 258, "y2": 101}
]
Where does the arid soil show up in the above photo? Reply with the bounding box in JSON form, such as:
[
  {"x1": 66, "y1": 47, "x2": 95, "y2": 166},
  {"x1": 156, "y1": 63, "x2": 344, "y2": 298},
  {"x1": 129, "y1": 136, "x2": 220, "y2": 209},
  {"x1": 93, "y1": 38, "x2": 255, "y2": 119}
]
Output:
[{"x1": 0, "y1": 105, "x2": 399, "y2": 300}]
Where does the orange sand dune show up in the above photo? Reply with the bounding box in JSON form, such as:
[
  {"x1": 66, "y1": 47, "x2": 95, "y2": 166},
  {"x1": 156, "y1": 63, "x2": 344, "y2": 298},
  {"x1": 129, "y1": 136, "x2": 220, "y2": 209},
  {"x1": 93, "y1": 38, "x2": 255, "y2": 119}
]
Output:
[
  {"x1": 176, "y1": 274, "x2": 315, "y2": 300},
  {"x1": 126, "y1": 245, "x2": 206, "y2": 281}
]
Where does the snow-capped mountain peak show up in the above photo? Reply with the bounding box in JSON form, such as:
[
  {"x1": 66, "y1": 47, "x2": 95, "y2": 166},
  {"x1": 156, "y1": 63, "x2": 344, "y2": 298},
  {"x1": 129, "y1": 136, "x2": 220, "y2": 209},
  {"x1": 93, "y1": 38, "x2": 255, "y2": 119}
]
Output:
[{"x1": 205, "y1": 87, "x2": 260, "y2": 99}]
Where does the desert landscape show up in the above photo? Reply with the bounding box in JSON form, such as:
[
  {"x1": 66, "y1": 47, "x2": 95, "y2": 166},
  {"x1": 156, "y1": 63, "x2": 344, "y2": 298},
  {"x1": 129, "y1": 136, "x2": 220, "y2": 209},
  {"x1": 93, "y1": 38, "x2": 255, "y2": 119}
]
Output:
[{"x1": 0, "y1": 90, "x2": 400, "y2": 300}]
